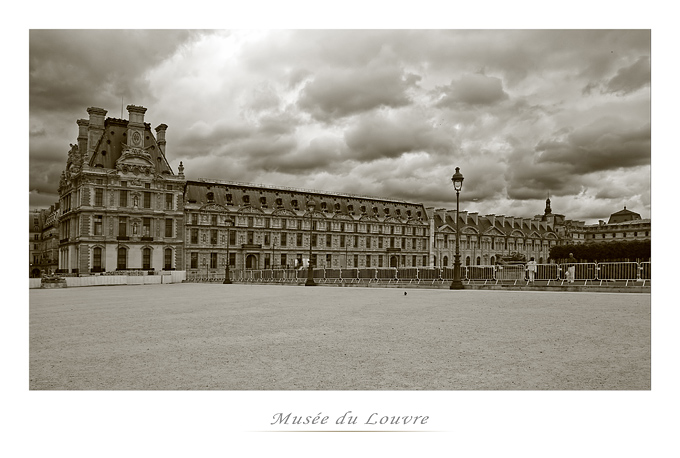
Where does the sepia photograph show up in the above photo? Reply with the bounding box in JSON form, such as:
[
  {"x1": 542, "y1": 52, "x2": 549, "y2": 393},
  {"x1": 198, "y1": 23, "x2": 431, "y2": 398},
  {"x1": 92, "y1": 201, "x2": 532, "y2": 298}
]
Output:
[{"x1": 13, "y1": 6, "x2": 674, "y2": 456}]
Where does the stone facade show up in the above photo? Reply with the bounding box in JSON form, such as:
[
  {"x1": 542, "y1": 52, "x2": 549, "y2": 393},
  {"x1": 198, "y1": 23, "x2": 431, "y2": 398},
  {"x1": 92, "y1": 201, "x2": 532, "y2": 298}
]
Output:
[{"x1": 57, "y1": 106, "x2": 185, "y2": 274}]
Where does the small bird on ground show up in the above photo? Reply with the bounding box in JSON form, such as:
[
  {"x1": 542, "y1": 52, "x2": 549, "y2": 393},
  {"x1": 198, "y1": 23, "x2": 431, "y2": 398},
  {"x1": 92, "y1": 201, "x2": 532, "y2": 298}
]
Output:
[{"x1": 404, "y1": 291, "x2": 407, "y2": 296}]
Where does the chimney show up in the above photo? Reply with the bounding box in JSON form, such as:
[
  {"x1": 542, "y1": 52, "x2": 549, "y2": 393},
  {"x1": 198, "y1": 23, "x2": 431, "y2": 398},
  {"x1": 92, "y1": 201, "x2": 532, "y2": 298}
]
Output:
[
  {"x1": 126, "y1": 105, "x2": 147, "y2": 126},
  {"x1": 76, "y1": 119, "x2": 89, "y2": 165},
  {"x1": 155, "y1": 124, "x2": 168, "y2": 154},
  {"x1": 86, "y1": 107, "x2": 107, "y2": 159}
]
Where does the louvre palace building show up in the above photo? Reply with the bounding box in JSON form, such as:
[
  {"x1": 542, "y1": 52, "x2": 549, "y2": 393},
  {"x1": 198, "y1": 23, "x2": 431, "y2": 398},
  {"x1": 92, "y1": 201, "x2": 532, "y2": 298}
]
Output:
[{"x1": 44, "y1": 104, "x2": 592, "y2": 277}]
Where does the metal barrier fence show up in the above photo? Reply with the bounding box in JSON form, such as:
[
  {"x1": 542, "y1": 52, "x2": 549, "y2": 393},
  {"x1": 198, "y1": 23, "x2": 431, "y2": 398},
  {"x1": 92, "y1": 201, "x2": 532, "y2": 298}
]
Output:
[{"x1": 189, "y1": 262, "x2": 651, "y2": 286}]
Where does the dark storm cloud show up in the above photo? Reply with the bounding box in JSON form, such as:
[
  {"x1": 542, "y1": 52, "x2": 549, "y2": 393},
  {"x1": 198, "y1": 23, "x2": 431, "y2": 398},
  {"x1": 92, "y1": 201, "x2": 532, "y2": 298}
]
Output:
[
  {"x1": 28, "y1": 29, "x2": 651, "y2": 223},
  {"x1": 603, "y1": 56, "x2": 651, "y2": 95},
  {"x1": 436, "y1": 73, "x2": 509, "y2": 108},
  {"x1": 344, "y1": 111, "x2": 452, "y2": 161},
  {"x1": 297, "y1": 66, "x2": 416, "y2": 121},
  {"x1": 536, "y1": 117, "x2": 650, "y2": 174},
  {"x1": 29, "y1": 30, "x2": 208, "y2": 114}
]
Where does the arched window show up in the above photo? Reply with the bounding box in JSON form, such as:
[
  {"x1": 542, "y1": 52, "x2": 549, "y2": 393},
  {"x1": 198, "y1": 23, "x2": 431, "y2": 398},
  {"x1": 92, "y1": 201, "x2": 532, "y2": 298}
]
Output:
[
  {"x1": 117, "y1": 247, "x2": 127, "y2": 270},
  {"x1": 92, "y1": 247, "x2": 102, "y2": 272},
  {"x1": 164, "y1": 248, "x2": 173, "y2": 270},
  {"x1": 142, "y1": 247, "x2": 151, "y2": 270}
]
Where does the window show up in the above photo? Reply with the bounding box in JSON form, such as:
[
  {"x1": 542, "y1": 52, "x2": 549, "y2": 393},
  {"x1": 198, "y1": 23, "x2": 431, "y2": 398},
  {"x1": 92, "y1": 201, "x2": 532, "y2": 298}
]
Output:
[
  {"x1": 118, "y1": 217, "x2": 127, "y2": 237},
  {"x1": 210, "y1": 253, "x2": 218, "y2": 269},
  {"x1": 95, "y1": 188, "x2": 103, "y2": 206},
  {"x1": 144, "y1": 192, "x2": 151, "y2": 208},
  {"x1": 164, "y1": 248, "x2": 172, "y2": 270},
  {"x1": 366, "y1": 237, "x2": 371, "y2": 249},
  {"x1": 297, "y1": 233, "x2": 303, "y2": 246},
  {"x1": 143, "y1": 218, "x2": 151, "y2": 237},
  {"x1": 191, "y1": 228, "x2": 198, "y2": 244},
  {"x1": 166, "y1": 194, "x2": 173, "y2": 210},
  {"x1": 229, "y1": 230, "x2": 236, "y2": 245},
  {"x1": 93, "y1": 247, "x2": 102, "y2": 271},
  {"x1": 248, "y1": 231, "x2": 254, "y2": 244},
  {"x1": 229, "y1": 253, "x2": 236, "y2": 266},
  {"x1": 412, "y1": 238, "x2": 417, "y2": 250},
  {"x1": 117, "y1": 247, "x2": 127, "y2": 270},
  {"x1": 191, "y1": 252, "x2": 198, "y2": 269},
  {"x1": 340, "y1": 234, "x2": 345, "y2": 248},
  {"x1": 119, "y1": 190, "x2": 128, "y2": 207},
  {"x1": 248, "y1": 217, "x2": 254, "y2": 228},
  {"x1": 311, "y1": 234, "x2": 317, "y2": 246},
  {"x1": 211, "y1": 229, "x2": 218, "y2": 245},
  {"x1": 165, "y1": 219, "x2": 173, "y2": 238},
  {"x1": 366, "y1": 255, "x2": 371, "y2": 267},
  {"x1": 145, "y1": 183, "x2": 151, "y2": 189},
  {"x1": 94, "y1": 215, "x2": 102, "y2": 235},
  {"x1": 192, "y1": 214, "x2": 198, "y2": 225},
  {"x1": 264, "y1": 232, "x2": 270, "y2": 246},
  {"x1": 142, "y1": 248, "x2": 151, "y2": 270},
  {"x1": 281, "y1": 254, "x2": 287, "y2": 267},
  {"x1": 326, "y1": 234, "x2": 331, "y2": 247},
  {"x1": 353, "y1": 255, "x2": 358, "y2": 267},
  {"x1": 353, "y1": 236, "x2": 358, "y2": 248},
  {"x1": 379, "y1": 237, "x2": 383, "y2": 249},
  {"x1": 281, "y1": 233, "x2": 287, "y2": 246}
]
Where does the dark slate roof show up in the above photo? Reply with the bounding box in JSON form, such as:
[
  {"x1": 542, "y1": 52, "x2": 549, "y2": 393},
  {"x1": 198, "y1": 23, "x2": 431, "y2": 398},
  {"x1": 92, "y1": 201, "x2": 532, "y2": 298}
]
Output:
[
  {"x1": 184, "y1": 180, "x2": 428, "y2": 223},
  {"x1": 88, "y1": 118, "x2": 173, "y2": 174}
]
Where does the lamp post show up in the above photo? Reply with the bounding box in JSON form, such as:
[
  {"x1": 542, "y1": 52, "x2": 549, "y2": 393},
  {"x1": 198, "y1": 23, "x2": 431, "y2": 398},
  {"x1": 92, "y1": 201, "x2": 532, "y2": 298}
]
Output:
[
  {"x1": 450, "y1": 167, "x2": 465, "y2": 290},
  {"x1": 305, "y1": 198, "x2": 317, "y2": 286},
  {"x1": 223, "y1": 217, "x2": 232, "y2": 284}
]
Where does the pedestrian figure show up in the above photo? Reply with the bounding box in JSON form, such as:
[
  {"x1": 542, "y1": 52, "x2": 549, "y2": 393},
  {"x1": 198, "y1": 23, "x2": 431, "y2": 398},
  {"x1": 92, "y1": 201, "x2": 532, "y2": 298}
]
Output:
[
  {"x1": 526, "y1": 257, "x2": 537, "y2": 282},
  {"x1": 566, "y1": 253, "x2": 577, "y2": 283}
]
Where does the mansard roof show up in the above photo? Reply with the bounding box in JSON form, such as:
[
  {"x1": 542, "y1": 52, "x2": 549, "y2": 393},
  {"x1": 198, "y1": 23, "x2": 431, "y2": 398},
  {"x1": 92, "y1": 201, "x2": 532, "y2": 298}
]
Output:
[
  {"x1": 184, "y1": 179, "x2": 428, "y2": 223},
  {"x1": 88, "y1": 118, "x2": 173, "y2": 175}
]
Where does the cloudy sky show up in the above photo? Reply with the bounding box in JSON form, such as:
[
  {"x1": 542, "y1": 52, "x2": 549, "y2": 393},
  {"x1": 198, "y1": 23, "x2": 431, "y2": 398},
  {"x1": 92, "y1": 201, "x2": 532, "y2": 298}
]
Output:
[{"x1": 29, "y1": 29, "x2": 650, "y2": 223}]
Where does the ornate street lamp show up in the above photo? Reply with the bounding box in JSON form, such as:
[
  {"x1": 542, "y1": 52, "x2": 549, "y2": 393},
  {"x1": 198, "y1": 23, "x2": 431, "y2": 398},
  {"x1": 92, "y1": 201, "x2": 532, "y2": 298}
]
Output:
[
  {"x1": 450, "y1": 167, "x2": 465, "y2": 290},
  {"x1": 305, "y1": 198, "x2": 317, "y2": 286},
  {"x1": 223, "y1": 216, "x2": 233, "y2": 284}
]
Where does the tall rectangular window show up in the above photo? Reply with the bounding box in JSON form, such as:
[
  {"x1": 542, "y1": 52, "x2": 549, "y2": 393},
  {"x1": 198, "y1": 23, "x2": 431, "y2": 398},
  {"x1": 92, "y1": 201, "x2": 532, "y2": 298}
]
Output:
[
  {"x1": 311, "y1": 234, "x2": 317, "y2": 246},
  {"x1": 119, "y1": 190, "x2": 127, "y2": 207},
  {"x1": 192, "y1": 213, "x2": 198, "y2": 225},
  {"x1": 229, "y1": 230, "x2": 236, "y2": 245},
  {"x1": 211, "y1": 229, "x2": 218, "y2": 245},
  {"x1": 164, "y1": 248, "x2": 172, "y2": 270},
  {"x1": 165, "y1": 193, "x2": 173, "y2": 210},
  {"x1": 93, "y1": 215, "x2": 102, "y2": 235},
  {"x1": 143, "y1": 218, "x2": 151, "y2": 237},
  {"x1": 340, "y1": 234, "x2": 345, "y2": 247},
  {"x1": 93, "y1": 247, "x2": 102, "y2": 271},
  {"x1": 190, "y1": 252, "x2": 198, "y2": 269},
  {"x1": 281, "y1": 254, "x2": 287, "y2": 267},
  {"x1": 248, "y1": 231, "x2": 254, "y2": 244},
  {"x1": 326, "y1": 234, "x2": 331, "y2": 247},
  {"x1": 366, "y1": 237, "x2": 371, "y2": 249},
  {"x1": 229, "y1": 253, "x2": 236, "y2": 266},
  {"x1": 142, "y1": 248, "x2": 151, "y2": 270},
  {"x1": 210, "y1": 252, "x2": 218, "y2": 269},
  {"x1": 191, "y1": 228, "x2": 198, "y2": 244},
  {"x1": 118, "y1": 217, "x2": 127, "y2": 237},
  {"x1": 165, "y1": 219, "x2": 173, "y2": 237},
  {"x1": 280, "y1": 233, "x2": 287, "y2": 246},
  {"x1": 366, "y1": 255, "x2": 371, "y2": 267},
  {"x1": 144, "y1": 192, "x2": 151, "y2": 208},
  {"x1": 297, "y1": 233, "x2": 302, "y2": 246},
  {"x1": 95, "y1": 188, "x2": 103, "y2": 206}
]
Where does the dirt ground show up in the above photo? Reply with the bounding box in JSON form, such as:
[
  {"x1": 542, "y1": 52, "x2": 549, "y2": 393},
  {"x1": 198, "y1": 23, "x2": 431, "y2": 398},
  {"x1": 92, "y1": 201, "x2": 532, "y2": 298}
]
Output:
[{"x1": 29, "y1": 284, "x2": 650, "y2": 390}]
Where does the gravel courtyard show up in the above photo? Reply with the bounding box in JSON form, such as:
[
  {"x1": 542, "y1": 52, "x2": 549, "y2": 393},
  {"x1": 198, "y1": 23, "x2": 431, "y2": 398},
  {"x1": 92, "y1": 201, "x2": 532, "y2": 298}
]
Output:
[{"x1": 29, "y1": 284, "x2": 650, "y2": 390}]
